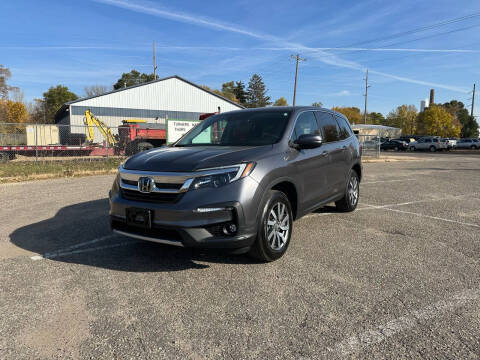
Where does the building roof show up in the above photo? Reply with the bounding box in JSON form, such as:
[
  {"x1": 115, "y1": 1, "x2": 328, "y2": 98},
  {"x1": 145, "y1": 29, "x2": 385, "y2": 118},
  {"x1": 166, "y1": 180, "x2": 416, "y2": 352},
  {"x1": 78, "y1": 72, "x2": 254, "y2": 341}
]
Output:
[{"x1": 55, "y1": 75, "x2": 243, "y2": 121}]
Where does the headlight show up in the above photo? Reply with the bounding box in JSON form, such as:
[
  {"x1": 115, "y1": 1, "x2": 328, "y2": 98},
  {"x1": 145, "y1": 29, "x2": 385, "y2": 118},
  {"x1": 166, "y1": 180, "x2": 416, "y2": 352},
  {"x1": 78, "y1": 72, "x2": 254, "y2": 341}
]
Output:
[{"x1": 191, "y1": 162, "x2": 255, "y2": 190}]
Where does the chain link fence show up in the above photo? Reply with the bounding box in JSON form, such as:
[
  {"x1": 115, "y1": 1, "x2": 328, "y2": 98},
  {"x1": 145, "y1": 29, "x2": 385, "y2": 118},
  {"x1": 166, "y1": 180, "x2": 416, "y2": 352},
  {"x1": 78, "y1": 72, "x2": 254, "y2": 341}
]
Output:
[
  {"x1": 0, "y1": 123, "x2": 129, "y2": 163},
  {"x1": 357, "y1": 134, "x2": 381, "y2": 158}
]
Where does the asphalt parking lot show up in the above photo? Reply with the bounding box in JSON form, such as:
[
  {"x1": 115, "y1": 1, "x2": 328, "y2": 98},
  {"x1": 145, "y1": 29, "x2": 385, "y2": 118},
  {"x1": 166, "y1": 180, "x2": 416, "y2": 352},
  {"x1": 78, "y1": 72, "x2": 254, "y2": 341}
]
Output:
[{"x1": 1, "y1": 152, "x2": 479, "y2": 359}]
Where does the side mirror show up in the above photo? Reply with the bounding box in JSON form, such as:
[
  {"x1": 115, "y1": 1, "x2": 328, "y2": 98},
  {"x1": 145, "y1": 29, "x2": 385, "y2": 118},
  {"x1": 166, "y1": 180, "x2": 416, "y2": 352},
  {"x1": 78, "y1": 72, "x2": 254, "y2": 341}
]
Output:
[{"x1": 293, "y1": 134, "x2": 323, "y2": 149}]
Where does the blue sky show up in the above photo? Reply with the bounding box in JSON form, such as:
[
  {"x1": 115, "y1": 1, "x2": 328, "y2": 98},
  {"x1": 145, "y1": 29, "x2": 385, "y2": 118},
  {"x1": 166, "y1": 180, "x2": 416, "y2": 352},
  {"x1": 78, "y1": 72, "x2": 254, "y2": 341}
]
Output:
[{"x1": 1, "y1": 0, "x2": 479, "y2": 117}]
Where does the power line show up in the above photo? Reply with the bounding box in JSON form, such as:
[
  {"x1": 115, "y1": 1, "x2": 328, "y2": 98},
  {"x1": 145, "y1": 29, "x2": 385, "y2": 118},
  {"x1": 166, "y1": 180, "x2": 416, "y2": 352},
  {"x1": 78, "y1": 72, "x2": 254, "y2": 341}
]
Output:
[
  {"x1": 291, "y1": 54, "x2": 306, "y2": 106},
  {"x1": 342, "y1": 11, "x2": 480, "y2": 48}
]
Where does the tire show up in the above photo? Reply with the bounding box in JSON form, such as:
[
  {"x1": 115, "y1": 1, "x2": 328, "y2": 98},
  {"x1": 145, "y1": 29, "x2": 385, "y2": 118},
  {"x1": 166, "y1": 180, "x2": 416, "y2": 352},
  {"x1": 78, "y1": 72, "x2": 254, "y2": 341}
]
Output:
[
  {"x1": 335, "y1": 169, "x2": 360, "y2": 212},
  {"x1": 137, "y1": 142, "x2": 154, "y2": 153},
  {"x1": 410, "y1": 146, "x2": 416, "y2": 151},
  {"x1": 248, "y1": 190, "x2": 293, "y2": 262},
  {"x1": 429, "y1": 145, "x2": 436, "y2": 152},
  {"x1": 394, "y1": 146, "x2": 399, "y2": 151},
  {"x1": 471, "y1": 145, "x2": 476, "y2": 150}
]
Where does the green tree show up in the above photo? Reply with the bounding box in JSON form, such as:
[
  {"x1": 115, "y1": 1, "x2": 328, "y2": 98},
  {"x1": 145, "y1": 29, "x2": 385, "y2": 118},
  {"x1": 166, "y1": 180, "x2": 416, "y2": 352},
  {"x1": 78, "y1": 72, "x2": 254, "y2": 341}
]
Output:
[
  {"x1": 42, "y1": 85, "x2": 78, "y2": 123},
  {"x1": 367, "y1": 112, "x2": 386, "y2": 125},
  {"x1": 417, "y1": 104, "x2": 460, "y2": 137},
  {"x1": 312, "y1": 101, "x2": 323, "y2": 107},
  {"x1": 246, "y1": 74, "x2": 271, "y2": 108},
  {"x1": 113, "y1": 70, "x2": 155, "y2": 90},
  {"x1": 457, "y1": 109, "x2": 478, "y2": 138},
  {"x1": 273, "y1": 97, "x2": 288, "y2": 106},
  {"x1": 386, "y1": 105, "x2": 418, "y2": 134},
  {"x1": 332, "y1": 106, "x2": 362, "y2": 124},
  {"x1": 233, "y1": 81, "x2": 247, "y2": 105}
]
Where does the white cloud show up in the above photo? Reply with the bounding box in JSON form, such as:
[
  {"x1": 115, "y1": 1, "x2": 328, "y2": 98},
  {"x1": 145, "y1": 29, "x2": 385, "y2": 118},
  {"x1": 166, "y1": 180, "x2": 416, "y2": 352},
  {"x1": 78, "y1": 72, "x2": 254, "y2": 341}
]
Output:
[{"x1": 92, "y1": 0, "x2": 471, "y2": 93}]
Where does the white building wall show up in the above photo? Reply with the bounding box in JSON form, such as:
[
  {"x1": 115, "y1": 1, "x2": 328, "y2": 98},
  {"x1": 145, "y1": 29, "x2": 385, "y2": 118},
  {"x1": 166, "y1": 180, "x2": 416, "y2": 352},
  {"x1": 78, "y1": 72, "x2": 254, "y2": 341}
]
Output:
[
  {"x1": 72, "y1": 77, "x2": 241, "y2": 113},
  {"x1": 64, "y1": 76, "x2": 243, "y2": 143}
]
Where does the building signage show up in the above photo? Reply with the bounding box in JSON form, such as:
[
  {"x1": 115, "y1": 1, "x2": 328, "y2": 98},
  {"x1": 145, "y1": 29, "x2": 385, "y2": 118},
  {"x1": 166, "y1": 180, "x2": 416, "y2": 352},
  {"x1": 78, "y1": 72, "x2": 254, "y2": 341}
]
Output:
[{"x1": 166, "y1": 120, "x2": 200, "y2": 144}]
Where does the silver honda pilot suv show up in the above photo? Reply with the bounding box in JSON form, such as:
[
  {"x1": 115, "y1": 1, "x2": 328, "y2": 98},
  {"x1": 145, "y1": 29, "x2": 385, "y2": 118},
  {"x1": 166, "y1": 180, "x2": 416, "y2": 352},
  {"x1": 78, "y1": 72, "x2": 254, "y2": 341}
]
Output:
[{"x1": 109, "y1": 107, "x2": 362, "y2": 261}]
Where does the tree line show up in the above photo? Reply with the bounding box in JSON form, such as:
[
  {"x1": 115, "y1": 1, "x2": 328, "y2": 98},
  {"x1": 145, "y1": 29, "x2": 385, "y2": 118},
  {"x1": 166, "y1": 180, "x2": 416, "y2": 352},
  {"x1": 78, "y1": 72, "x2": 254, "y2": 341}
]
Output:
[
  {"x1": 0, "y1": 65, "x2": 477, "y2": 138},
  {"x1": 332, "y1": 102, "x2": 478, "y2": 138}
]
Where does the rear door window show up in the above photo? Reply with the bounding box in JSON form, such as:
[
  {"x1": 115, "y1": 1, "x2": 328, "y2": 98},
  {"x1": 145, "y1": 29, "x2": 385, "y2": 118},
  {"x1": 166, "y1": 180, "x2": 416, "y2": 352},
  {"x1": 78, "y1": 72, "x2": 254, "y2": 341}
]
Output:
[
  {"x1": 315, "y1": 111, "x2": 340, "y2": 142},
  {"x1": 334, "y1": 115, "x2": 353, "y2": 140}
]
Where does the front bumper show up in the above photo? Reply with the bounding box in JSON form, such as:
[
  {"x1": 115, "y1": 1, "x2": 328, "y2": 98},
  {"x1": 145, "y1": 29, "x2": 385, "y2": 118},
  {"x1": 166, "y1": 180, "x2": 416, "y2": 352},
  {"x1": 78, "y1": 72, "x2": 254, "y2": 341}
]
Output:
[{"x1": 109, "y1": 175, "x2": 262, "y2": 249}]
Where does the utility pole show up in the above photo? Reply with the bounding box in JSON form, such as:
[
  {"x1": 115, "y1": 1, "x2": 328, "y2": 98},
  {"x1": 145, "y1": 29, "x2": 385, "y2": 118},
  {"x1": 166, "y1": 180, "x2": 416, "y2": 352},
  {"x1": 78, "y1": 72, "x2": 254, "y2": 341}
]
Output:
[
  {"x1": 471, "y1": 83, "x2": 476, "y2": 117},
  {"x1": 153, "y1": 41, "x2": 157, "y2": 80},
  {"x1": 363, "y1": 68, "x2": 370, "y2": 124},
  {"x1": 291, "y1": 54, "x2": 306, "y2": 106}
]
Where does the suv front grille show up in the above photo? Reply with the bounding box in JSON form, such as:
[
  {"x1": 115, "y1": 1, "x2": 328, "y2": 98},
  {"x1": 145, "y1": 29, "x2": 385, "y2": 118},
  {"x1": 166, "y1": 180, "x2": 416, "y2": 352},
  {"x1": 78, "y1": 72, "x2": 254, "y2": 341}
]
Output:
[{"x1": 120, "y1": 189, "x2": 181, "y2": 203}]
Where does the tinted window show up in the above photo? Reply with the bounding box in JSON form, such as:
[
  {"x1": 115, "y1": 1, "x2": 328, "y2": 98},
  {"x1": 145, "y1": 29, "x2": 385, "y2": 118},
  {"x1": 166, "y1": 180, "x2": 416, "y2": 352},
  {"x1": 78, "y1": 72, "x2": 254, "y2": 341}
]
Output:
[
  {"x1": 315, "y1": 112, "x2": 340, "y2": 142},
  {"x1": 425, "y1": 138, "x2": 432, "y2": 143},
  {"x1": 292, "y1": 111, "x2": 320, "y2": 141},
  {"x1": 177, "y1": 110, "x2": 291, "y2": 146},
  {"x1": 335, "y1": 115, "x2": 353, "y2": 140}
]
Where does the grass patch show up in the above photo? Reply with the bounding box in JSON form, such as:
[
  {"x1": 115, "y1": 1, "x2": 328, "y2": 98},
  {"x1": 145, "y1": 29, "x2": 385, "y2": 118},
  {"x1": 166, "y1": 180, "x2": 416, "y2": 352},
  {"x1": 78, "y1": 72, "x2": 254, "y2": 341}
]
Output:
[{"x1": 0, "y1": 158, "x2": 124, "y2": 183}]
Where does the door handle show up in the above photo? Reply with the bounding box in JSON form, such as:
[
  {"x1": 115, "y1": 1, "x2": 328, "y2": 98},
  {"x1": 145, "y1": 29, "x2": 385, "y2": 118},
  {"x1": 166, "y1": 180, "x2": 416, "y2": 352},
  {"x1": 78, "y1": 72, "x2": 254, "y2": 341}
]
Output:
[{"x1": 321, "y1": 151, "x2": 329, "y2": 157}]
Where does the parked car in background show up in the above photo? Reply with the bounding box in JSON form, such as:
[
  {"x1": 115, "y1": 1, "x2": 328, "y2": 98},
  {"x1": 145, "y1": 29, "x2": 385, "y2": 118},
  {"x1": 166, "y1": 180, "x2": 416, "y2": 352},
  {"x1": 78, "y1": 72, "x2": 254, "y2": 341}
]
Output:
[
  {"x1": 409, "y1": 137, "x2": 447, "y2": 152},
  {"x1": 442, "y1": 138, "x2": 457, "y2": 150},
  {"x1": 395, "y1": 136, "x2": 416, "y2": 144},
  {"x1": 380, "y1": 139, "x2": 408, "y2": 151},
  {"x1": 456, "y1": 138, "x2": 479, "y2": 149}
]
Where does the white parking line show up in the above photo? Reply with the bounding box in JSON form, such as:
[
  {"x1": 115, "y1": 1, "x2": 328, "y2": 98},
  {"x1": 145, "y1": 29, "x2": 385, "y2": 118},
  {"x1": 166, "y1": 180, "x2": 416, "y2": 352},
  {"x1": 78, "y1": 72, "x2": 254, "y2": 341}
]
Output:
[
  {"x1": 30, "y1": 234, "x2": 117, "y2": 261},
  {"x1": 302, "y1": 193, "x2": 479, "y2": 220},
  {"x1": 31, "y1": 241, "x2": 136, "y2": 260},
  {"x1": 330, "y1": 288, "x2": 480, "y2": 355},
  {"x1": 363, "y1": 203, "x2": 480, "y2": 228},
  {"x1": 362, "y1": 178, "x2": 416, "y2": 184}
]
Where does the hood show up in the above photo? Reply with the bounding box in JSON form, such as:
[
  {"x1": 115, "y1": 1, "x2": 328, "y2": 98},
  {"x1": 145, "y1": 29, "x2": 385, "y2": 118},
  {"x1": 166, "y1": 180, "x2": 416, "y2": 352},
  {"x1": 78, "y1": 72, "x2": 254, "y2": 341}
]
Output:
[{"x1": 123, "y1": 145, "x2": 273, "y2": 172}]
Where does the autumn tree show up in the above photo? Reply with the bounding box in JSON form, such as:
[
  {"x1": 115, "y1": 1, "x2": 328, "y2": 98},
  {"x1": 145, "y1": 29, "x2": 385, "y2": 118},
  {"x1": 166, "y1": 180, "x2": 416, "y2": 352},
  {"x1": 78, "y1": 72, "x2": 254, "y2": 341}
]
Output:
[
  {"x1": 386, "y1": 105, "x2": 418, "y2": 134},
  {"x1": 42, "y1": 85, "x2": 78, "y2": 123},
  {"x1": 84, "y1": 85, "x2": 109, "y2": 97},
  {"x1": 246, "y1": 74, "x2": 271, "y2": 108},
  {"x1": 416, "y1": 104, "x2": 460, "y2": 137},
  {"x1": 273, "y1": 97, "x2": 288, "y2": 106},
  {"x1": 113, "y1": 70, "x2": 155, "y2": 90},
  {"x1": 442, "y1": 100, "x2": 478, "y2": 138},
  {"x1": 332, "y1": 106, "x2": 362, "y2": 124}
]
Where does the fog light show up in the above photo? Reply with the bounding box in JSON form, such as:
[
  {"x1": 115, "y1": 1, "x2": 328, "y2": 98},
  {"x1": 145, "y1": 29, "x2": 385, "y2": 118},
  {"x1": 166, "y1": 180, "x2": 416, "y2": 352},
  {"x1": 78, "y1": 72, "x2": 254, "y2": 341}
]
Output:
[{"x1": 223, "y1": 223, "x2": 237, "y2": 235}]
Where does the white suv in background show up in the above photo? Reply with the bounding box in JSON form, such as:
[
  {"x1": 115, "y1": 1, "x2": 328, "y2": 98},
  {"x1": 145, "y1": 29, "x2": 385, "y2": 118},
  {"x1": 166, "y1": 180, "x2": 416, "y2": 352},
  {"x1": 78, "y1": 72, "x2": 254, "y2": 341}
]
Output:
[
  {"x1": 409, "y1": 137, "x2": 447, "y2": 152},
  {"x1": 456, "y1": 138, "x2": 479, "y2": 149}
]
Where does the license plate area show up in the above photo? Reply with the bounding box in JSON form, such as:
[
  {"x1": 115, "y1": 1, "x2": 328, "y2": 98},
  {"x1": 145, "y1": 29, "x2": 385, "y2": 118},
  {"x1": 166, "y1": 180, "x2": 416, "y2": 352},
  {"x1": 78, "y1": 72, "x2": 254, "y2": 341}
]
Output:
[{"x1": 126, "y1": 208, "x2": 152, "y2": 229}]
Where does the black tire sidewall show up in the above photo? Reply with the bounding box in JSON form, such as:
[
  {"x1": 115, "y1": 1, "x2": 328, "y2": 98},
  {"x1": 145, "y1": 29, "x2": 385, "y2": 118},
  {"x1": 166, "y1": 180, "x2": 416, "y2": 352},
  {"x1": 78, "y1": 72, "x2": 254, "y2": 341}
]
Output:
[{"x1": 256, "y1": 190, "x2": 293, "y2": 261}]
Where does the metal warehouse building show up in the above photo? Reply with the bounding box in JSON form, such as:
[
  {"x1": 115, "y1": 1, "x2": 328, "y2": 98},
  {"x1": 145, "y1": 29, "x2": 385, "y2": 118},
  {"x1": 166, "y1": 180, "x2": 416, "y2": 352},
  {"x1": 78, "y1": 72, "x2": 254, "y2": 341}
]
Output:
[{"x1": 55, "y1": 75, "x2": 243, "y2": 143}]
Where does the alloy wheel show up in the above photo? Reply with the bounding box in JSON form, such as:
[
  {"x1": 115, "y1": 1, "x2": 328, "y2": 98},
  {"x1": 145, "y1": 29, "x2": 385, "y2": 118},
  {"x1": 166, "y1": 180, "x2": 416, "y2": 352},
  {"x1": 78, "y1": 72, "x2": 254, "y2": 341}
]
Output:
[
  {"x1": 266, "y1": 202, "x2": 290, "y2": 251},
  {"x1": 348, "y1": 175, "x2": 359, "y2": 207}
]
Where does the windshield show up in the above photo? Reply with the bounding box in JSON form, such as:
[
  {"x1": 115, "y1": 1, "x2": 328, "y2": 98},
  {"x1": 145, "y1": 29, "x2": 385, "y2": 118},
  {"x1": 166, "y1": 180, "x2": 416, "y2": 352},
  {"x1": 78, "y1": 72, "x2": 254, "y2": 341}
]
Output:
[{"x1": 175, "y1": 110, "x2": 291, "y2": 147}]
